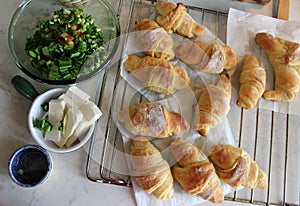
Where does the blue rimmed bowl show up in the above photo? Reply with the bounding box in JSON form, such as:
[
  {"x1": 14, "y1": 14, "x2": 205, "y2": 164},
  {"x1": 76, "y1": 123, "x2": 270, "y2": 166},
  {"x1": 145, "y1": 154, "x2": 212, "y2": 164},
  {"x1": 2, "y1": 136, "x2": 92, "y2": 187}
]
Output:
[{"x1": 8, "y1": 145, "x2": 52, "y2": 187}]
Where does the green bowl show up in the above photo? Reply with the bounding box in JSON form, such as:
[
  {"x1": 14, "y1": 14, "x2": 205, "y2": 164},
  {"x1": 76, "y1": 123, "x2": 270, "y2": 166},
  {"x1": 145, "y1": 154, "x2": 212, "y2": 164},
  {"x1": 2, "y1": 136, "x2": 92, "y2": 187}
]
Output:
[{"x1": 8, "y1": 0, "x2": 120, "y2": 85}]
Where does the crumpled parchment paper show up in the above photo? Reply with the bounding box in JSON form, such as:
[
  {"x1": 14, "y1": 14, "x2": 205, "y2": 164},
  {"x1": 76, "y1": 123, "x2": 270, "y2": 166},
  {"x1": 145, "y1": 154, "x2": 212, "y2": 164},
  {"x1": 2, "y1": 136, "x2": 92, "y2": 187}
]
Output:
[{"x1": 227, "y1": 8, "x2": 300, "y2": 115}]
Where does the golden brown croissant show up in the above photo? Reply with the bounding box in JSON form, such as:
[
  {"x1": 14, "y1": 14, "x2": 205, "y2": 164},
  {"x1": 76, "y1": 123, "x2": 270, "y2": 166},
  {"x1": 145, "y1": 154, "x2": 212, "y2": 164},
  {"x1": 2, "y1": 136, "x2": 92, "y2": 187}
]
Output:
[
  {"x1": 237, "y1": 55, "x2": 266, "y2": 109},
  {"x1": 155, "y1": 0, "x2": 205, "y2": 38},
  {"x1": 135, "y1": 18, "x2": 175, "y2": 61},
  {"x1": 170, "y1": 138, "x2": 224, "y2": 203},
  {"x1": 194, "y1": 73, "x2": 232, "y2": 136},
  {"x1": 176, "y1": 40, "x2": 238, "y2": 74},
  {"x1": 118, "y1": 102, "x2": 190, "y2": 138},
  {"x1": 124, "y1": 54, "x2": 191, "y2": 95},
  {"x1": 255, "y1": 32, "x2": 300, "y2": 102},
  {"x1": 208, "y1": 144, "x2": 268, "y2": 189},
  {"x1": 130, "y1": 136, "x2": 174, "y2": 199}
]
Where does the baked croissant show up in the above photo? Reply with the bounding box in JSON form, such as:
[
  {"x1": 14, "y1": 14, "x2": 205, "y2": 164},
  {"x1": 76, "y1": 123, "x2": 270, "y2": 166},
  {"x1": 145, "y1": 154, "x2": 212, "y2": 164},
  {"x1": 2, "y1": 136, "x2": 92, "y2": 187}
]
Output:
[
  {"x1": 208, "y1": 144, "x2": 268, "y2": 189},
  {"x1": 194, "y1": 73, "x2": 232, "y2": 136},
  {"x1": 237, "y1": 55, "x2": 266, "y2": 109},
  {"x1": 124, "y1": 54, "x2": 191, "y2": 95},
  {"x1": 170, "y1": 138, "x2": 224, "y2": 203},
  {"x1": 118, "y1": 102, "x2": 190, "y2": 138},
  {"x1": 175, "y1": 40, "x2": 238, "y2": 73},
  {"x1": 255, "y1": 32, "x2": 300, "y2": 102},
  {"x1": 155, "y1": 0, "x2": 205, "y2": 38},
  {"x1": 130, "y1": 136, "x2": 174, "y2": 199},
  {"x1": 135, "y1": 18, "x2": 175, "y2": 61}
]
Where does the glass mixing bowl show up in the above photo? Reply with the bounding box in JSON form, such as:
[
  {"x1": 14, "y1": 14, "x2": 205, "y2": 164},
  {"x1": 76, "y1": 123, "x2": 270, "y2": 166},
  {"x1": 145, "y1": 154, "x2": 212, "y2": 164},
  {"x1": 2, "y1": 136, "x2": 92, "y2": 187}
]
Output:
[{"x1": 8, "y1": 0, "x2": 120, "y2": 85}]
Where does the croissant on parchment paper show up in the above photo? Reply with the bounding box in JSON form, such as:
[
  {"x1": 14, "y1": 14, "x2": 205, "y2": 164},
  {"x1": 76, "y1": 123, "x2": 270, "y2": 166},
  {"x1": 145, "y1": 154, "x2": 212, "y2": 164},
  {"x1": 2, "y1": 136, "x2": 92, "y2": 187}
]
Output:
[
  {"x1": 135, "y1": 18, "x2": 175, "y2": 61},
  {"x1": 118, "y1": 102, "x2": 190, "y2": 138},
  {"x1": 208, "y1": 144, "x2": 268, "y2": 189},
  {"x1": 130, "y1": 136, "x2": 174, "y2": 199},
  {"x1": 237, "y1": 55, "x2": 266, "y2": 109},
  {"x1": 193, "y1": 73, "x2": 232, "y2": 137},
  {"x1": 255, "y1": 32, "x2": 300, "y2": 102},
  {"x1": 155, "y1": 0, "x2": 205, "y2": 38},
  {"x1": 124, "y1": 54, "x2": 191, "y2": 95},
  {"x1": 175, "y1": 40, "x2": 238, "y2": 74},
  {"x1": 169, "y1": 138, "x2": 224, "y2": 203}
]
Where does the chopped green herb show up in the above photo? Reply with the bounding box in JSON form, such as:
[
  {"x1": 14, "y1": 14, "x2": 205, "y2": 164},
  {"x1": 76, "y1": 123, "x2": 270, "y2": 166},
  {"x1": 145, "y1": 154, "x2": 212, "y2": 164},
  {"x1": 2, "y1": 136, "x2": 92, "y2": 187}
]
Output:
[
  {"x1": 25, "y1": 8, "x2": 107, "y2": 81},
  {"x1": 41, "y1": 102, "x2": 49, "y2": 112},
  {"x1": 33, "y1": 117, "x2": 53, "y2": 133},
  {"x1": 58, "y1": 119, "x2": 64, "y2": 131}
]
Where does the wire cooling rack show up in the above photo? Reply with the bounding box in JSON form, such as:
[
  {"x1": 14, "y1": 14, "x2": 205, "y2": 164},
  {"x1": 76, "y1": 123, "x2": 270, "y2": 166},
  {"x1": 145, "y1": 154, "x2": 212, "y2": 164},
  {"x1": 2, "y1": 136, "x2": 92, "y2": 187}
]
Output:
[{"x1": 85, "y1": 1, "x2": 300, "y2": 205}]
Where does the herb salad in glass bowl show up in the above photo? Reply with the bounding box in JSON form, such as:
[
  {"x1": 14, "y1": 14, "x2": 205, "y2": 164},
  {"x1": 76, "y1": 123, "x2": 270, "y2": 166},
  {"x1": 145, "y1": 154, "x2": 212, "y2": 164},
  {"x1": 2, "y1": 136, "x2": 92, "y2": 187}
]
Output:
[{"x1": 8, "y1": 0, "x2": 120, "y2": 85}]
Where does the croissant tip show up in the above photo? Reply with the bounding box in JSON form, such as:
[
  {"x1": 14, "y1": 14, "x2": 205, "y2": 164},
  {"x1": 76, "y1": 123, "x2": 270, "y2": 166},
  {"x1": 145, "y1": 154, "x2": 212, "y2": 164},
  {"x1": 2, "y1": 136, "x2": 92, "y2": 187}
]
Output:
[
  {"x1": 236, "y1": 99, "x2": 252, "y2": 110},
  {"x1": 221, "y1": 72, "x2": 230, "y2": 80},
  {"x1": 198, "y1": 129, "x2": 208, "y2": 137},
  {"x1": 236, "y1": 99, "x2": 244, "y2": 108}
]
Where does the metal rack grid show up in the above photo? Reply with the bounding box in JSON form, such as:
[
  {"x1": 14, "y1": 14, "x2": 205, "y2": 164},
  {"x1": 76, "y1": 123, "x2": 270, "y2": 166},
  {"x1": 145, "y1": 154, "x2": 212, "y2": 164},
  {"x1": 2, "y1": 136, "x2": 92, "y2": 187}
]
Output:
[{"x1": 85, "y1": 1, "x2": 300, "y2": 205}]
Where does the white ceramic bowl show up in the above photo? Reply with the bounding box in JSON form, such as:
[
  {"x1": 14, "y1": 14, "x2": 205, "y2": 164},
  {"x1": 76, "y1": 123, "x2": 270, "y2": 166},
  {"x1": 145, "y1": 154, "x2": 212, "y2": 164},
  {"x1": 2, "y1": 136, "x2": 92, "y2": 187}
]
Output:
[{"x1": 28, "y1": 87, "x2": 95, "y2": 153}]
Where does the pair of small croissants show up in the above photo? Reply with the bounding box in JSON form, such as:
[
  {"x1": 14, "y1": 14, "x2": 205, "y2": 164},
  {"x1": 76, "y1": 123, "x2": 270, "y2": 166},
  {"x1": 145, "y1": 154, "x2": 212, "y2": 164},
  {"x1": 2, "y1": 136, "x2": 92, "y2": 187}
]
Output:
[
  {"x1": 254, "y1": 32, "x2": 300, "y2": 103},
  {"x1": 117, "y1": 92, "x2": 231, "y2": 138},
  {"x1": 130, "y1": 137, "x2": 268, "y2": 203},
  {"x1": 117, "y1": 76, "x2": 231, "y2": 137},
  {"x1": 237, "y1": 32, "x2": 300, "y2": 108},
  {"x1": 135, "y1": 0, "x2": 205, "y2": 62}
]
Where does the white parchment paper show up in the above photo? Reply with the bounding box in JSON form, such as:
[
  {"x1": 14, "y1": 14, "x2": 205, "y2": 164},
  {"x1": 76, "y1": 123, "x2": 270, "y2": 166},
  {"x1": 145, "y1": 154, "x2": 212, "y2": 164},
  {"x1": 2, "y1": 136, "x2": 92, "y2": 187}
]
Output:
[
  {"x1": 227, "y1": 8, "x2": 300, "y2": 115},
  {"x1": 111, "y1": 82, "x2": 237, "y2": 206}
]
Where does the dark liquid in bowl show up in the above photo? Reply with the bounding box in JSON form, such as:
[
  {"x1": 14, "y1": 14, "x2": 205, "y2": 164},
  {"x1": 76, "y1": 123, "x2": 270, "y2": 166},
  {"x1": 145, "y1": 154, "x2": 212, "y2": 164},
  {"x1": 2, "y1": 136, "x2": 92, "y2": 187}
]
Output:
[{"x1": 16, "y1": 149, "x2": 49, "y2": 184}]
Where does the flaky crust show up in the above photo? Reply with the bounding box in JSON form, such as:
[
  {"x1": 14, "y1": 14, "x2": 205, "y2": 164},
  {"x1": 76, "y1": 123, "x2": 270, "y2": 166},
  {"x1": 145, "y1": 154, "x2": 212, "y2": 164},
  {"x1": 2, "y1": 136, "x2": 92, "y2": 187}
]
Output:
[
  {"x1": 118, "y1": 102, "x2": 190, "y2": 138},
  {"x1": 193, "y1": 74, "x2": 232, "y2": 136},
  {"x1": 135, "y1": 18, "x2": 175, "y2": 60},
  {"x1": 155, "y1": 0, "x2": 205, "y2": 38},
  {"x1": 237, "y1": 55, "x2": 266, "y2": 109},
  {"x1": 208, "y1": 144, "x2": 268, "y2": 189},
  {"x1": 175, "y1": 40, "x2": 238, "y2": 73},
  {"x1": 130, "y1": 136, "x2": 174, "y2": 199},
  {"x1": 255, "y1": 32, "x2": 300, "y2": 102},
  {"x1": 124, "y1": 54, "x2": 191, "y2": 95},
  {"x1": 170, "y1": 138, "x2": 224, "y2": 203}
]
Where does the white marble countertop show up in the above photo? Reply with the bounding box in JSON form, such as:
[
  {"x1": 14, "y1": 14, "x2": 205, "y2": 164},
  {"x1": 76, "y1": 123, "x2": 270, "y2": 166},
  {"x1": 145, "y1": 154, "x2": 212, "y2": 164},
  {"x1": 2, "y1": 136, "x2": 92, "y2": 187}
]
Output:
[{"x1": 0, "y1": 0, "x2": 299, "y2": 206}]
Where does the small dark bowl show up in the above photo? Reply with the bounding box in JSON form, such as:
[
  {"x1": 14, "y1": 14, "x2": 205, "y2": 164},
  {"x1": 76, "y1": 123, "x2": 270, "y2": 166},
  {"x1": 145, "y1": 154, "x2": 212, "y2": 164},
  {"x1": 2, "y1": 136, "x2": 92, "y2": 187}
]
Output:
[{"x1": 8, "y1": 145, "x2": 52, "y2": 187}]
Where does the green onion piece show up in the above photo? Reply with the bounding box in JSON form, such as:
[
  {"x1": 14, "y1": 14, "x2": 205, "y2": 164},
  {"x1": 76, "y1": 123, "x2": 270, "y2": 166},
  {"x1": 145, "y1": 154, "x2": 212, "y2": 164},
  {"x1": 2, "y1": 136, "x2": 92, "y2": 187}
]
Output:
[
  {"x1": 70, "y1": 52, "x2": 80, "y2": 58},
  {"x1": 29, "y1": 51, "x2": 37, "y2": 58},
  {"x1": 42, "y1": 46, "x2": 51, "y2": 57},
  {"x1": 58, "y1": 59, "x2": 72, "y2": 69},
  {"x1": 48, "y1": 63, "x2": 59, "y2": 80},
  {"x1": 33, "y1": 118, "x2": 53, "y2": 133},
  {"x1": 41, "y1": 102, "x2": 49, "y2": 112},
  {"x1": 58, "y1": 120, "x2": 64, "y2": 131}
]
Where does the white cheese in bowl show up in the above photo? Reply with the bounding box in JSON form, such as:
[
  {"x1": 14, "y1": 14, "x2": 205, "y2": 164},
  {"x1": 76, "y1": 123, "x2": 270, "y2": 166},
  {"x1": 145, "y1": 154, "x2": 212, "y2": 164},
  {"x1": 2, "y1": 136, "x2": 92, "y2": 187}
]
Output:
[{"x1": 43, "y1": 87, "x2": 101, "y2": 148}]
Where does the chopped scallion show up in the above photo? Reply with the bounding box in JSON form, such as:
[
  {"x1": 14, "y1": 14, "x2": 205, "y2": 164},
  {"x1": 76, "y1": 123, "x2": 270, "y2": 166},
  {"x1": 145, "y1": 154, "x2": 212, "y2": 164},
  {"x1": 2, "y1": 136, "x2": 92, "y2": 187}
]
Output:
[{"x1": 25, "y1": 8, "x2": 107, "y2": 81}]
